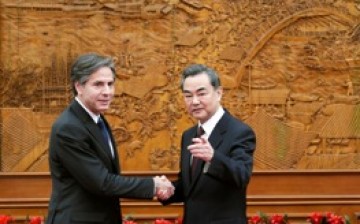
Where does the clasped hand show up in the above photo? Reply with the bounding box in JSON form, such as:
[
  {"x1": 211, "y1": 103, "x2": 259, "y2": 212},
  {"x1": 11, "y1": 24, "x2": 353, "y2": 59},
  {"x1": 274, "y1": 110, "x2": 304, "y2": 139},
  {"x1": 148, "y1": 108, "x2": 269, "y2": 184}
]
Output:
[{"x1": 153, "y1": 175, "x2": 174, "y2": 200}]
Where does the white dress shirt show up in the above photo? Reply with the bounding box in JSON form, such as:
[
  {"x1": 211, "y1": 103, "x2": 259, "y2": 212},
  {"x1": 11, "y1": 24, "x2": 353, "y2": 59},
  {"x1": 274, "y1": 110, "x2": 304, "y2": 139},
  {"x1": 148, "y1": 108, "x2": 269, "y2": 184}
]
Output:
[
  {"x1": 196, "y1": 106, "x2": 225, "y2": 173},
  {"x1": 75, "y1": 97, "x2": 115, "y2": 158}
]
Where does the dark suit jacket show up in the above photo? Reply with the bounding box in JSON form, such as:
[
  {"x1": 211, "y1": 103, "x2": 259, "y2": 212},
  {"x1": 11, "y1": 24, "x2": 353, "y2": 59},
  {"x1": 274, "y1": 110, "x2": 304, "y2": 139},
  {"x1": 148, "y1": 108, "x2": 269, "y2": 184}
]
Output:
[
  {"x1": 163, "y1": 110, "x2": 256, "y2": 224},
  {"x1": 47, "y1": 100, "x2": 154, "y2": 224}
]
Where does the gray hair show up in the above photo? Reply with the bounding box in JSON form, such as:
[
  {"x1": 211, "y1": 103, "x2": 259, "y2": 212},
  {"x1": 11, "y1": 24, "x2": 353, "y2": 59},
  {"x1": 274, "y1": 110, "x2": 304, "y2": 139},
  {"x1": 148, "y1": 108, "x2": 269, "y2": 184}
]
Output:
[
  {"x1": 180, "y1": 64, "x2": 221, "y2": 91},
  {"x1": 70, "y1": 53, "x2": 116, "y2": 95}
]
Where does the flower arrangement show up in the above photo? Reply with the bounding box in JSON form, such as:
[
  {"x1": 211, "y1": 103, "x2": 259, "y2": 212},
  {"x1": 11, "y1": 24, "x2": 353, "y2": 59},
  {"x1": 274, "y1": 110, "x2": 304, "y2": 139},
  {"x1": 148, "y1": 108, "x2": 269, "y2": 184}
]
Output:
[
  {"x1": 28, "y1": 216, "x2": 44, "y2": 224},
  {"x1": 123, "y1": 216, "x2": 183, "y2": 224},
  {"x1": 0, "y1": 215, "x2": 44, "y2": 224},
  {"x1": 248, "y1": 212, "x2": 288, "y2": 224},
  {"x1": 308, "y1": 212, "x2": 350, "y2": 224},
  {"x1": 0, "y1": 215, "x2": 13, "y2": 224},
  {"x1": 248, "y1": 212, "x2": 351, "y2": 224}
]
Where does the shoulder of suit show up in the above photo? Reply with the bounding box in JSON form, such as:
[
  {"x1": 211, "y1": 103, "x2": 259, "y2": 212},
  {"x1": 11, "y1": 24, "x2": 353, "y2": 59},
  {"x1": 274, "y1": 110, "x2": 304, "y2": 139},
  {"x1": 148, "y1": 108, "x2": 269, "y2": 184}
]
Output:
[
  {"x1": 183, "y1": 124, "x2": 197, "y2": 135},
  {"x1": 224, "y1": 112, "x2": 254, "y2": 130}
]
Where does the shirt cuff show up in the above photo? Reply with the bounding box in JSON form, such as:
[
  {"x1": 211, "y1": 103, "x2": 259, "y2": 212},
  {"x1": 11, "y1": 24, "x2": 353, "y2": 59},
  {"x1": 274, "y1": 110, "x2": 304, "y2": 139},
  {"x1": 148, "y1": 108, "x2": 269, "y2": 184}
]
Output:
[{"x1": 203, "y1": 161, "x2": 211, "y2": 173}]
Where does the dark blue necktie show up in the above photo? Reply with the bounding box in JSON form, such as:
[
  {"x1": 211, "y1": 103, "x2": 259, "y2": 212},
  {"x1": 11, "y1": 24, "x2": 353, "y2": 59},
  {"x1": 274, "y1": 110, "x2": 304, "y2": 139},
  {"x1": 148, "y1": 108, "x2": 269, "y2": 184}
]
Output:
[{"x1": 97, "y1": 118, "x2": 111, "y2": 148}]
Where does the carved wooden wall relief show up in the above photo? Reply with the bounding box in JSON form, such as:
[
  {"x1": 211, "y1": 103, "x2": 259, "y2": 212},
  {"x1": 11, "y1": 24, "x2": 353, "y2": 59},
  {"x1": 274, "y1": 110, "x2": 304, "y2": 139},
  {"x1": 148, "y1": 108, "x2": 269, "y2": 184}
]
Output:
[{"x1": 0, "y1": 0, "x2": 360, "y2": 171}]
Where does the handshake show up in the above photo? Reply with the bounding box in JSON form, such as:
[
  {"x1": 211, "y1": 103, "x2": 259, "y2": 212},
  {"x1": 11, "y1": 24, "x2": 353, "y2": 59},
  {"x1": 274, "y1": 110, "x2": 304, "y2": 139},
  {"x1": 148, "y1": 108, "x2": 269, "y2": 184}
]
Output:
[{"x1": 153, "y1": 175, "x2": 174, "y2": 200}]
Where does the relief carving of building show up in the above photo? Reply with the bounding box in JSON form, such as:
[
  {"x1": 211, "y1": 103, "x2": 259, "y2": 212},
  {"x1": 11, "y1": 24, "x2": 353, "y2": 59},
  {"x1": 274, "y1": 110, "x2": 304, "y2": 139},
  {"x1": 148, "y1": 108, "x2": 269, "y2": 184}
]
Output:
[{"x1": 1, "y1": 0, "x2": 360, "y2": 171}]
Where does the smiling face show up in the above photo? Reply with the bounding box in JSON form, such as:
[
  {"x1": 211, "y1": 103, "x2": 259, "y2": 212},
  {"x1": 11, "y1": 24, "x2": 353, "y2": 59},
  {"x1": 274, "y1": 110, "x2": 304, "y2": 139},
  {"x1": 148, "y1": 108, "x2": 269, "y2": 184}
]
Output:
[
  {"x1": 75, "y1": 66, "x2": 115, "y2": 115},
  {"x1": 182, "y1": 72, "x2": 223, "y2": 124}
]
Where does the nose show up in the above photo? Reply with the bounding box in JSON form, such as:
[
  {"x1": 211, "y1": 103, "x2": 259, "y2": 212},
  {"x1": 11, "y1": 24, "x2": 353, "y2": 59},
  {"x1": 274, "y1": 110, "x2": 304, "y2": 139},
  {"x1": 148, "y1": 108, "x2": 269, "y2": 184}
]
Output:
[
  {"x1": 102, "y1": 84, "x2": 112, "y2": 94},
  {"x1": 191, "y1": 95, "x2": 200, "y2": 104}
]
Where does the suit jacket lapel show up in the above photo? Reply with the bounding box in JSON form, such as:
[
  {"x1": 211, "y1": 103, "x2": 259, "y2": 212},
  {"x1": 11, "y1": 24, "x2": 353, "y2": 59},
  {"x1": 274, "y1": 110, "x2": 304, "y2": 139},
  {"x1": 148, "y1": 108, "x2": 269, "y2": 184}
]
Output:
[
  {"x1": 70, "y1": 100, "x2": 115, "y2": 169},
  {"x1": 87, "y1": 121, "x2": 114, "y2": 159},
  {"x1": 187, "y1": 112, "x2": 230, "y2": 194},
  {"x1": 208, "y1": 111, "x2": 230, "y2": 149}
]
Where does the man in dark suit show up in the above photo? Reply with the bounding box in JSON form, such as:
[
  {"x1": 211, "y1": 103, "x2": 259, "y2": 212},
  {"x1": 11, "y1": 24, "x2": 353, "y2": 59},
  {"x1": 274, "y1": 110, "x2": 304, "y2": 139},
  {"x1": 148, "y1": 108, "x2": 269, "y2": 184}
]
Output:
[
  {"x1": 162, "y1": 64, "x2": 256, "y2": 224},
  {"x1": 47, "y1": 53, "x2": 173, "y2": 224}
]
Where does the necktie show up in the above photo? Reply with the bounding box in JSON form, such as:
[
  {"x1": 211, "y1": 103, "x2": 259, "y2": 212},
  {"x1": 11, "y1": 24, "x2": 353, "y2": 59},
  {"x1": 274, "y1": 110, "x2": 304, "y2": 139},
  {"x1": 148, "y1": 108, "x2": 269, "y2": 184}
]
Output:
[
  {"x1": 191, "y1": 126, "x2": 205, "y2": 181},
  {"x1": 97, "y1": 118, "x2": 111, "y2": 150}
]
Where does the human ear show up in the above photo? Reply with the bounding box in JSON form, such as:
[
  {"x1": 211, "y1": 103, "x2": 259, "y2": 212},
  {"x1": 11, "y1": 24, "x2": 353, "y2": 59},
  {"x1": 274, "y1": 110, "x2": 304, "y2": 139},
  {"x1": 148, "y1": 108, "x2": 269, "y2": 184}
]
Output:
[
  {"x1": 74, "y1": 81, "x2": 83, "y2": 96},
  {"x1": 216, "y1": 87, "x2": 223, "y2": 100}
]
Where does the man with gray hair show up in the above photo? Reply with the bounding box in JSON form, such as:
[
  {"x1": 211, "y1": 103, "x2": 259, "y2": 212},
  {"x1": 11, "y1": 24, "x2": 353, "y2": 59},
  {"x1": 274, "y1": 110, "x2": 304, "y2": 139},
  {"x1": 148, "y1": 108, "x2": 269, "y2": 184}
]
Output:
[
  {"x1": 161, "y1": 64, "x2": 256, "y2": 224},
  {"x1": 47, "y1": 53, "x2": 173, "y2": 224}
]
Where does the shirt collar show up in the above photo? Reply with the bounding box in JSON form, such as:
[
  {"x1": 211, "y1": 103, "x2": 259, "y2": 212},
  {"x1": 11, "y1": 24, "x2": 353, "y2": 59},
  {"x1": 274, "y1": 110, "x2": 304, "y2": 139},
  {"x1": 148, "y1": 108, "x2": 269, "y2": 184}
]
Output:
[
  {"x1": 75, "y1": 97, "x2": 100, "y2": 123},
  {"x1": 199, "y1": 106, "x2": 225, "y2": 137}
]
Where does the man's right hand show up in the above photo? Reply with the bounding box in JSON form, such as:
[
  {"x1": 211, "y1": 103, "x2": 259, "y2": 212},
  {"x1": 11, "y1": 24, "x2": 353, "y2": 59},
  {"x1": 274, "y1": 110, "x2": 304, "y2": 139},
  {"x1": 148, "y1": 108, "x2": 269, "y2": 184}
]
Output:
[{"x1": 153, "y1": 175, "x2": 174, "y2": 200}]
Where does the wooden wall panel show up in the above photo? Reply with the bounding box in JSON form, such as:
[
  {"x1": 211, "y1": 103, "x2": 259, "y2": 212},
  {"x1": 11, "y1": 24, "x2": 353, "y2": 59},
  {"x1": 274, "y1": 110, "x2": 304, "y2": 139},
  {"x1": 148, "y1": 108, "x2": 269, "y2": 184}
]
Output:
[
  {"x1": 0, "y1": 171, "x2": 359, "y2": 223},
  {"x1": 1, "y1": 1, "x2": 360, "y2": 223},
  {"x1": 1, "y1": 0, "x2": 360, "y2": 172}
]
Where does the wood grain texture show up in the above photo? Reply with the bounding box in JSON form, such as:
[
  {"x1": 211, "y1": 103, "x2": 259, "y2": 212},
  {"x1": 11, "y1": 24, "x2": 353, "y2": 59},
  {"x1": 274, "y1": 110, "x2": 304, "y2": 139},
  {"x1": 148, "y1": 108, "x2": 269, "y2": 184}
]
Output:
[
  {"x1": 1, "y1": 0, "x2": 360, "y2": 171},
  {"x1": 0, "y1": 1, "x2": 360, "y2": 222},
  {"x1": 0, "y1": 171, "x2": 359, "y2": 223}
]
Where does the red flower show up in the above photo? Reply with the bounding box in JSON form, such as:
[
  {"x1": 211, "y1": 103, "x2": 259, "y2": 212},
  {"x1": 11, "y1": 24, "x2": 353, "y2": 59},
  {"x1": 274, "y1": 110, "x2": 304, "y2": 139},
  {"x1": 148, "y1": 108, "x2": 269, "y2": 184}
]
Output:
[
  {"x1": 0, "y1": 215, "x2": 13, "y2": 224},
  {"x1": 29, "y1": 216, "x2": 43, "y2": 224},
  {"x1": 269, "y1": 214, "x2": 287, "y2": 224},
  {"x1": 123, "y1": 220, "x2": 138, "y2": 224},
  {"x1": 308, "y1": 212, "x2": 324, "y2": 224},
  {"x1": 175, "y1": 217, "x2": 183, "y2": 224},
  {"x1": 326, "y1": 213, "x2": 345, "y2": 224},
  {"x1": 249, "y1": 215, "x2": 263, "y2": 224},
  {"x1": 154, "y1": 218, "x2": 173, "y2": 224},
  {"x1": 248, "y1": 212, "x2": 349, "y2": 224}
]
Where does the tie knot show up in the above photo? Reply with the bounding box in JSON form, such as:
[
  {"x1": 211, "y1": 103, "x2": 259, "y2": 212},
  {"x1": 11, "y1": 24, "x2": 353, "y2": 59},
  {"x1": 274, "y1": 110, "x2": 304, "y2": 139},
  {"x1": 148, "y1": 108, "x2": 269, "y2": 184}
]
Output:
[
  {"x1": 197, "y1": 126, "x2": 205, "y2": 137},
  {"x1": 97, "y1": 117, "x2": 103, "y2": 123}
]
